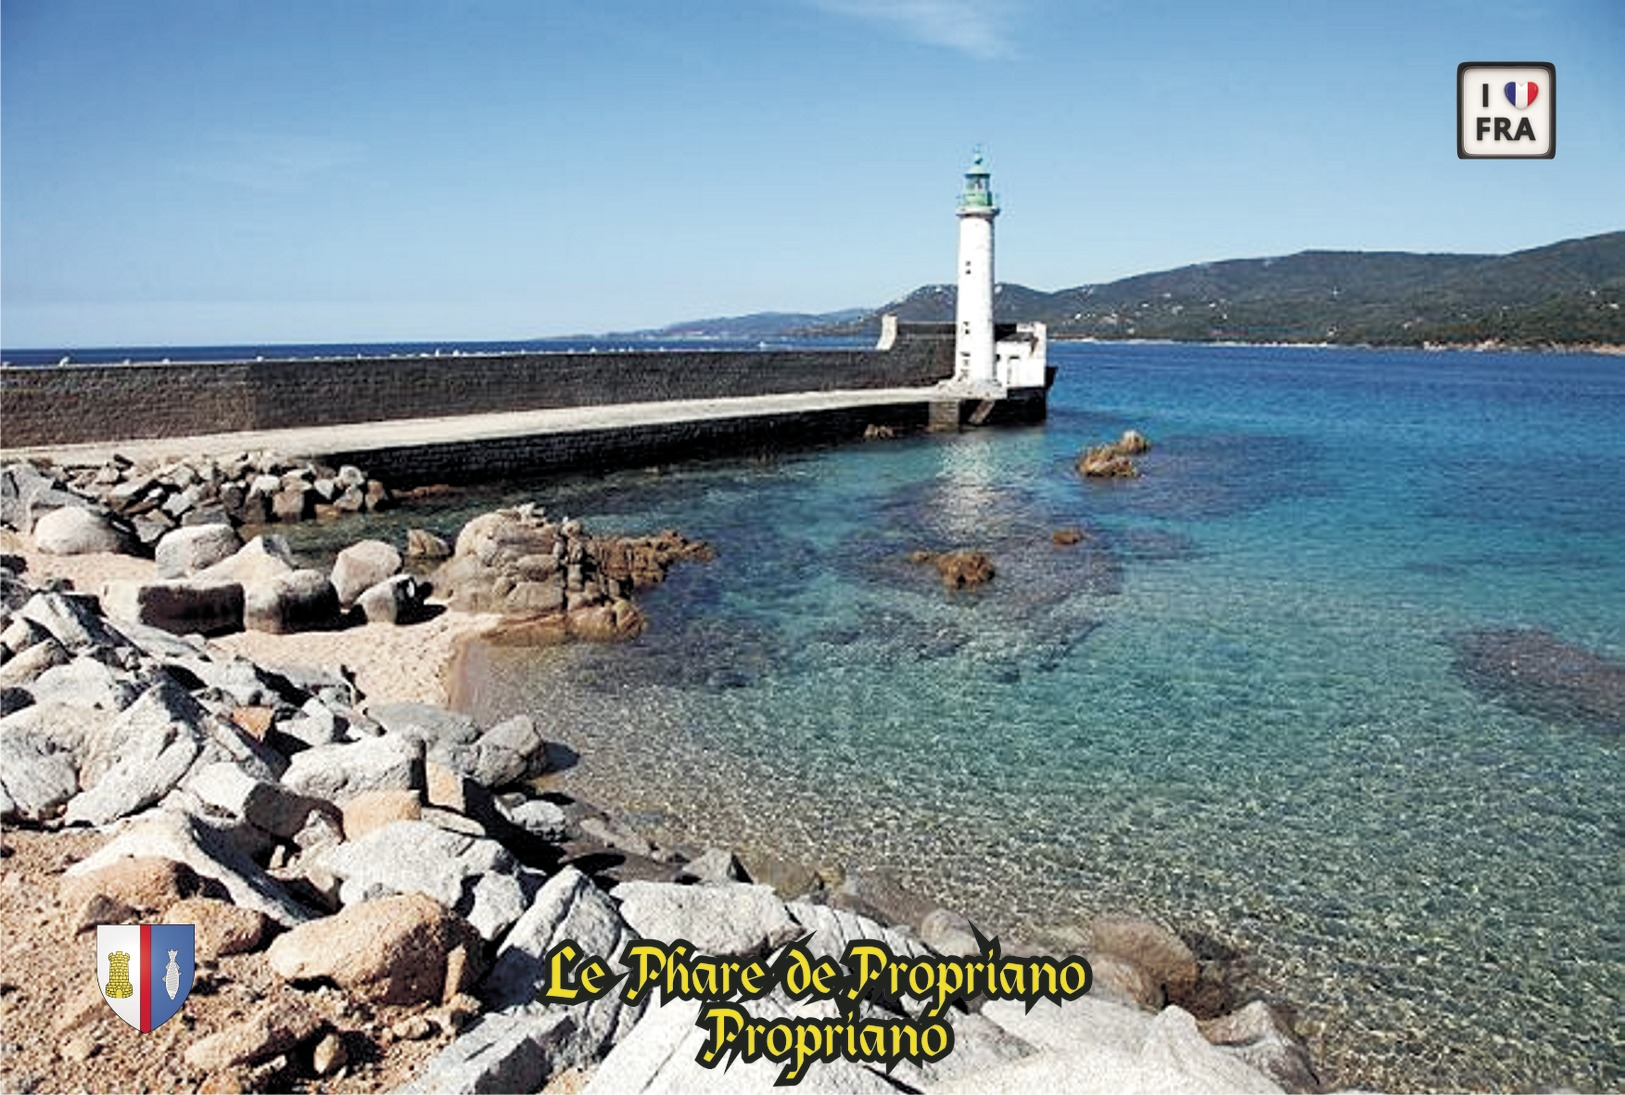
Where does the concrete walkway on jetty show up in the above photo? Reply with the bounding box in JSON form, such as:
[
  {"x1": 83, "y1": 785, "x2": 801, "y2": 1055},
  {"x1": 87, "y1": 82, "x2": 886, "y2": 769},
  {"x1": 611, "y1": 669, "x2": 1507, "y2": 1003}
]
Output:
[{"x1": 2, "y1": 386, "x2": 948, "y2": 477}]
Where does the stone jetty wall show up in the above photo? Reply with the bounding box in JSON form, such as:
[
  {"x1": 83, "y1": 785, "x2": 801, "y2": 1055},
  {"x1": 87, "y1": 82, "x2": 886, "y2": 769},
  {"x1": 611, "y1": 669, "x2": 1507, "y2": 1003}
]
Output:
[
  {"x1": 326, "y1": 402, "x2": 935, "y2": 484},
  {"x1": 0, "y1": 335, "x2": 955, "y2": 448}
]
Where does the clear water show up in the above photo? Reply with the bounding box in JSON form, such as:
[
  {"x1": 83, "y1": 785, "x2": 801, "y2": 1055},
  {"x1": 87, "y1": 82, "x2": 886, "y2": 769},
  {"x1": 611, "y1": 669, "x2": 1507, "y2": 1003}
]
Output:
[{"x1": 328, "y1": 343, "x2": 1620, "y2": 1092}]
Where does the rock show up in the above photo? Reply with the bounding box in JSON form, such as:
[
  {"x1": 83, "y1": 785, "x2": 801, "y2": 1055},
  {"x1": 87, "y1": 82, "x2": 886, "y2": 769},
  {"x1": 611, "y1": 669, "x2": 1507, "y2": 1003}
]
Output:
[
  {"x1": 188, "y1": 761, "x2": 333, "y2": 839},
  {"x1": 478, "y1": 867, "x2": 643, "y2": 1068},
  {"x1": 941, "y1": 999, "x2": 1279, "y2": 1094},
  {"x1": 0, "y1": 687, "x2": 33, "y2": 717},
  {"x1": 0, "y1": 702, "x2": 103, "y2": 820},
  {"x1": 155, "y1": 525, "x2": 244, "y2": 578},
  {"x1": 281, "y1": 734, "x2": 422, "y2": 803},
  {"x1": 311, "y1": 1031, "x2": 348, "y2": 1076},
  {"x1": 32, "y1": 505, "x2": 134, "y2": 556},
  {"x1": 406, "y1": 529, "x2": 452, "y2": 559},
  {"x1": 673, "y1": 847, "x2": 747, "y2": 885},
  {"x1": 403, "y1": 1010, "x2": 577, "y2": 1095},
  {"x1": 267, "y1": 892, "x2": 483, "y2": 1006},
  {"x1": 100, "y1": 578, "x2": 245, "y2": 637},
  {"x1": 2, "y1": 462, "x2": 81, "y2": 533},
  {"x1": 66, "y1": 809, "x2": 315, "y2": 927},
  {"x1": 393, "y1": 1015, "x2": 435, "y2": 1041},
  {"x1": 919, "y1": 907, "x2": 982, "y2": 957},
  {"x1": 184, "y1": 998, "x2": 326, "y2": 1071},
  {"x1": 341, "y1": 788, "x2": 423, "y2": 839},
  {"x1": 72, "y1": 892, "x2": 140, "y2": 933},
  {"x1": 197, "y1": 535, "x2": 299, "y2": 585},
  {"x1": 318, "y1": 819, "x2": 542, "y2": 941},
  {"x1": 357, "y1": 574, "x2": 425, "y2": 624},
  {"x1": 1078, "y1": 431, "x2": 1152, "y2": 479},
  {"x1": 64, "y1": 682, "x2": 208, "y2": 827},
  {"x1": 163, "y1": 897, "x2": 269, "y2": 961},
  {"x1": 18, "y1": 591, "x2": 131, "y2": 655},
  {"x1": 331, "y1": 539, "x2": 403, "y2": 607},
  {"x1": 1199, "y1": 1001, "x2": 1320, "y2": 1093},
  {"x1": 579, "y1": 815, "x2": 656, "y2": 859},
  {"x1": 365, "y1": 480, "x2": 390, "y2": 511},
  {"x1": 497, "y1": 797, "x2": 568, "y2": 842},
  {"x1": 27, "y1": 655, "x2": 140, "y2": 711},
  {"x1": 59, "y1": 856, "x2": 203, "y2": 914},
  {"x1": 911, "y1": 549, "x2": 996, "y2": 589},
  {"x1": 472, "y1": 714, "x2": 546, "y2": 787},
  {"x1": 0, "y1": 638, "x2": 73, "y2": 689},
  {"x1": 786, "y1": 901, "x2": 932, "y2": 968},
  {"x1": 270, "y1": 486, "x2": 312, "y2": 523},
  {"x1": 243, "y1": 569, "x2": 340, "y2": 634},
  {"x1": 614, "y1": 881, "x2": 801, "y2": 957},
  {"x1": 1089, "y1": 952, "x2": 1166, "y2": 1011},
  {"x1": 1088, "y1": 916, "x2": 1200, "y2": 1002},
  {"x1": 1051, "y1": 527, "x2": 1087, "y2": 547}
]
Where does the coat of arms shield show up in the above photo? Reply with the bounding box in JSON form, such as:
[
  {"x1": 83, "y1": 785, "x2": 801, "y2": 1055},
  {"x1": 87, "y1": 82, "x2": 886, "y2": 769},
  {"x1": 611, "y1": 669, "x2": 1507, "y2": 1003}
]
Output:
[{"x1": 96, "y1": 924, "x2": 195, "y2": 1032}]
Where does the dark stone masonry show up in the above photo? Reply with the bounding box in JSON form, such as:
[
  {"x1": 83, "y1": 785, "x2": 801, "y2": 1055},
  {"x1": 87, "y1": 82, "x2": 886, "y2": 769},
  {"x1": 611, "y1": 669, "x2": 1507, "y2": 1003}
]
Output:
[{"x1": 0, "y1": 337, "x2": 956, "y2": 448}]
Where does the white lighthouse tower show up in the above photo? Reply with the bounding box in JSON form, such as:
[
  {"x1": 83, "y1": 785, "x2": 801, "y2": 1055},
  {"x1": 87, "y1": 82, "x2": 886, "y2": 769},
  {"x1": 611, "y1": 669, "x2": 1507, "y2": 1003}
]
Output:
[{"x1": 954, "y1": 151, "x2": 999, "y2": 388}]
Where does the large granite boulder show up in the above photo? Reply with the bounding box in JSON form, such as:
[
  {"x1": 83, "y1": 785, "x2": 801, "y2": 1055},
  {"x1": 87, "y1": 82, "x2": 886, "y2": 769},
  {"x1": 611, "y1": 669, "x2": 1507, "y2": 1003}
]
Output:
[
  {"x1": 330, "y1": 539, "x2": 402, "y2": 607},
  {"x1": 316, "y1": 818, "x2": 544, "y2": 941},
  {"x1": 155, "y1": 524, "x2": 243, "y2": 578},
  {"x1": 267, "y1": 892, "x2": 483, "y2": 1005},
  {"x1": 100, "y1": 578, "x2": 244, "y2": 637},
  {"x1": 32, "y1": 505, "x2": 135, "y2": 556},
  {"x1": 66, "y1": 808, "x2": 316, "y2": 927},
  {"x1": 243, "y1": 569, "x2": 340, "y2": 634}
]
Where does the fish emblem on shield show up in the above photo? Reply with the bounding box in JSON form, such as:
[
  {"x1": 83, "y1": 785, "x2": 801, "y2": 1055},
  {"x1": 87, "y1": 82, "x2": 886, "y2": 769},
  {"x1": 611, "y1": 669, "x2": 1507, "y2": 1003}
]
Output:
[{"x1": 97, "y1": 924, "x2": 195, "y2": 1031}]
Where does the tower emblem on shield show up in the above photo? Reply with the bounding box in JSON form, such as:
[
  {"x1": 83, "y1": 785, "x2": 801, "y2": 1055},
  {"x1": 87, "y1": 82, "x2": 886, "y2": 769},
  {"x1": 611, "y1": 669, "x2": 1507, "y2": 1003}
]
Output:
[{"x1": 96, "y1": 924, "x2": 195, "y2": 1031}]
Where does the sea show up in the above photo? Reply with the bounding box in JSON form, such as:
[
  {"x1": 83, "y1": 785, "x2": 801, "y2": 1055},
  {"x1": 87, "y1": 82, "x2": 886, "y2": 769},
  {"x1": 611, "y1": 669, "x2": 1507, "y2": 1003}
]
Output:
[{"x1": 19, "y1": 338, "x2": 1619, "y2": 1090}]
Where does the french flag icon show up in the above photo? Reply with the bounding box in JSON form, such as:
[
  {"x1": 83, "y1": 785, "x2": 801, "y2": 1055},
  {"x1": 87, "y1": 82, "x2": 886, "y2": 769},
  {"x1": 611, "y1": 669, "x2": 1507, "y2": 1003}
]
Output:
[{"x1": 1504, "y1": 81, "x2": 1539, "y2": 109}]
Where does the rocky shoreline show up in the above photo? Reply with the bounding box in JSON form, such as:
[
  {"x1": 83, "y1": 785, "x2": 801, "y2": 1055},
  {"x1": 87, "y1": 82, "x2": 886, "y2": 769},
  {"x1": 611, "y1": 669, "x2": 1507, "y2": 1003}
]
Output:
[{"x1": 0, "y1": 464, "x2": 1320, "y2": 1094}]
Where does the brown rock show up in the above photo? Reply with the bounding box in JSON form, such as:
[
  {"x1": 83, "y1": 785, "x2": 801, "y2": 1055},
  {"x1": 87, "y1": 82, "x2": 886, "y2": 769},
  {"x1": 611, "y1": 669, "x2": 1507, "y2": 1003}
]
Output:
[
  {"x1": 266, "y1": 893, "x2": 483, "y2": 1006},
  {"x1": 1051, "y1": 527, "x2": 1087, "y2": 547},
  {"x1": 392, "y1": 1015, "x2": 434, "y2": 1041},
  {"x1": 183, "y1": 998, "x2": 325, "y2": 1071},
  {"x1": 1077, "y1": 429, "x2": 1152, "y2": 478},
  {"x1": 73, "y1": 893, "x2": 139, "y2": 934},
  {"x1": 230, "y1": 706, "x2": 275, "y2": 741},
  {"x1": 1087, "y1": 951, "x2": 1165, "y2": 1011},
  {"x1": 423, "y1": 761, "x2": 470, "y2": 816},
  {"x1": 163, "y1": 897, "x2": 269, "y2": 961},
  {"x1": 340, "y1": 788, "x2": 423, "y2": 840},
  {"x1": 1200, "y1": 1000, "x2": 1321, "y2": 1093},
  {"x1": 566, "y1": 600, "x2": 645, "y2": 641},
  {"x1": 931, "y1": 550, "x2": 996, "y2": 589},
  {"x1": 1088, "y1": 916, "x2": 1199, "y2": 1000},
  {"x1": 59, "y1": 856, "x2": 201, "y2": 914}
]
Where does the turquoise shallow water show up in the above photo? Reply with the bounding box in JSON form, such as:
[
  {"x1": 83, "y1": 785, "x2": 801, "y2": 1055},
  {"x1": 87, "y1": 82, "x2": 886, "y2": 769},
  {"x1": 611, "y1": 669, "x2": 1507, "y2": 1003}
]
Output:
[{"x1": 380, "y1": 343, "x2": 1620, "y2": 1091}]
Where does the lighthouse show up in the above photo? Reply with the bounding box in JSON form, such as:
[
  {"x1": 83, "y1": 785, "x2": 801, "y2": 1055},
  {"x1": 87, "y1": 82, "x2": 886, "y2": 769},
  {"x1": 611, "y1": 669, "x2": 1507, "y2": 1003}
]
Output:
[{"x1": 954, "y1": 151, "x2": 999, "y2": 387}]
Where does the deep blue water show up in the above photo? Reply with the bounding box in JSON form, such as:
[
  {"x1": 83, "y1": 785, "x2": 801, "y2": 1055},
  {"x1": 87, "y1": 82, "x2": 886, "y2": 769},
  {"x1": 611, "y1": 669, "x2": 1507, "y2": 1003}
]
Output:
[{"x1": 292, "y1": 341, "x2": 1619, "y2": 1091}]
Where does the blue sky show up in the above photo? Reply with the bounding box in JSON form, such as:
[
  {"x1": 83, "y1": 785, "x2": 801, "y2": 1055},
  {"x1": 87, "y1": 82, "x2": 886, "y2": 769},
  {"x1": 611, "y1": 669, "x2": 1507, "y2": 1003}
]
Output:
[{"x1": 3, "y1": 0, "x2": 1621, "y2": 346}]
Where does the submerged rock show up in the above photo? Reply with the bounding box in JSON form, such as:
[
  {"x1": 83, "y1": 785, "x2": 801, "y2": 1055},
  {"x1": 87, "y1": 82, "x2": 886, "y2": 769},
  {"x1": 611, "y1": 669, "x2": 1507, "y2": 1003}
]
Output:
[
  {"x1": 1451, "y1": 627, "x2": 1624, "y2": 735},
  {"x1": 910, "y1": 549, "x2": 997, "y2": 589}
]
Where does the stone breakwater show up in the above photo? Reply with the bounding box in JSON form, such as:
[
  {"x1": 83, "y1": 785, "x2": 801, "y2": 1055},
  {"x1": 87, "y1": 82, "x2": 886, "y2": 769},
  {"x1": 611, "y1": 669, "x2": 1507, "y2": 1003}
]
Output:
[{"x1": 0, "y1": 511, "x2": 1319, "y2": 1093}]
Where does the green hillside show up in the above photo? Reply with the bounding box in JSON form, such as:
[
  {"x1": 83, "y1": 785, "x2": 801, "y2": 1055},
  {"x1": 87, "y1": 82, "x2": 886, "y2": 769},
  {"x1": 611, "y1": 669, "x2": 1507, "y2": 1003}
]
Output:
[{"x1": 824, "y1": 231, "x2": 1625, "y2": 346}]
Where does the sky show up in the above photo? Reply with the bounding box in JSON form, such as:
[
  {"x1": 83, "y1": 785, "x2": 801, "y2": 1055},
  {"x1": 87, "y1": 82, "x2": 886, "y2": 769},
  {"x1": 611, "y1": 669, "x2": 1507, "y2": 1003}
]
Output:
[{"x1": 2, "y1": 0, "x2": 1621, "y2": 347}]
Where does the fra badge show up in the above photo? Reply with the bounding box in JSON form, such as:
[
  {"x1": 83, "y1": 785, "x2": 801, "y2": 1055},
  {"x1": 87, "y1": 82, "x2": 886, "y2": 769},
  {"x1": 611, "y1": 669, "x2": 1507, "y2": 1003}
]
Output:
[{"x1": 96, "y1": 924, "x2": 195, "y2": 1032}]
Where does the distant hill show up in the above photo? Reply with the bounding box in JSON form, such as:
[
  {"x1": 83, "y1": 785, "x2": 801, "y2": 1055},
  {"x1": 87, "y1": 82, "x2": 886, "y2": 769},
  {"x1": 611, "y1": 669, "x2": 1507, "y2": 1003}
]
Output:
[
  {"x1": 636, "y1": 232, "x2": 1625, "y2": 347},
  {"x1": 604, "y1": 309, "x2": 866, "y2": 341}
]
